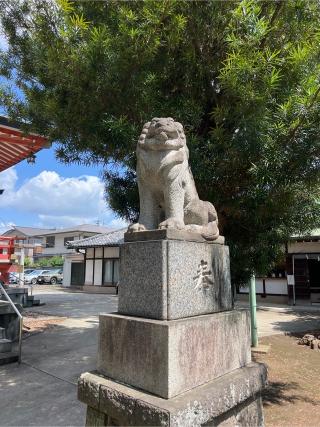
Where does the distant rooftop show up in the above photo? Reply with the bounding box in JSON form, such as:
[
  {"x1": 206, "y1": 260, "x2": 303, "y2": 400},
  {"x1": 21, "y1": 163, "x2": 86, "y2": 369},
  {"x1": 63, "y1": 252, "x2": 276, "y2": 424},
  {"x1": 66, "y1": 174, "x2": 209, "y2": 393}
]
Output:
[
  {"x1": 67, "y1": 228, "x2": 126, "y2": 248},
  {"x1": 2, "y1": 224, "x2": 113, "y2": 237},
  {"x1": 2, "y1": 226, "x2": 55, "y2": 237},
  {"x1": 39, "y1": 224, "x2": 113, "y2": 236},
  {"x1": 291, "y1": 229, "x2": 320, "y2": 240}
]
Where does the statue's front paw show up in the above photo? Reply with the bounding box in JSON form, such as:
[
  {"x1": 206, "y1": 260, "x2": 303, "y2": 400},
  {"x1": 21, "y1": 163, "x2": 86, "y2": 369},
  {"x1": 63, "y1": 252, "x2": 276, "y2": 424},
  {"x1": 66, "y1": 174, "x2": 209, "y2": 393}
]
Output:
[
  {"x1": 159, "y1": 218, "x2": 185, "y2": 230},
  {"x1": 127, "y1": 223, "x2": 147, "y2": 233}
]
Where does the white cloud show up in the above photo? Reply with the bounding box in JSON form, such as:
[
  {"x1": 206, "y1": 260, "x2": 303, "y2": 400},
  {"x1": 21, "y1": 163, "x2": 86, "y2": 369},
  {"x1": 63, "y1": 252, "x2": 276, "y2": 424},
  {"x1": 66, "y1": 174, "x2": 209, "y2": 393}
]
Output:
[
  {"x1": 1, "y1": 170, "x2": 106, "y2": 216},
  {"x1": 0, "y1": 168, "x2": 123, "y2": 229},
  {"x1": 0, "y1": 221, "x2": 15, "y2": 235},
  {"x1": 0, "y1": 167, "x2": 17, "y2": 192}
]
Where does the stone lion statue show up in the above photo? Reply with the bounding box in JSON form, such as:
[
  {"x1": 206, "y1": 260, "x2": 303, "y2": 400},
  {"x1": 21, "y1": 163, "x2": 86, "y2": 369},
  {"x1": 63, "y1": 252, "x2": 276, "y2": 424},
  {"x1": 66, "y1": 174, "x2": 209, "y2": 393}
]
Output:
[{"x1": 127, "y1": 117, "x2": 219, "y2": 240}]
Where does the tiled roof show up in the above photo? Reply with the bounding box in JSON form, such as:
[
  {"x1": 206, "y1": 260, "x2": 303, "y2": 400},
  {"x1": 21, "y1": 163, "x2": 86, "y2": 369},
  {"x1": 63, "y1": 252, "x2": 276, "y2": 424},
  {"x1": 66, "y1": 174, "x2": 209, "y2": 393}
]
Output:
[
  {"x1": 67, "y1": 228, "x2": 126, "y2": 248},
  {"x1": 291, "y1": 229, "x2": 320, "y2": 240}
]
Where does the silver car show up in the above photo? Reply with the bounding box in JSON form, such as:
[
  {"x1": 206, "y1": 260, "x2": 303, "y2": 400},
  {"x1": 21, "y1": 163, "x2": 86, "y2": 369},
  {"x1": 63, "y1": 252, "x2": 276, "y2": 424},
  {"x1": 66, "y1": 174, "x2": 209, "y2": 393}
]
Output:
[
  {"x1": 37, "y1": 269, "x2": 63, "y2": 285},
  {"x1": 24, "y1": 269, "x2": 51, "y2": 285}
]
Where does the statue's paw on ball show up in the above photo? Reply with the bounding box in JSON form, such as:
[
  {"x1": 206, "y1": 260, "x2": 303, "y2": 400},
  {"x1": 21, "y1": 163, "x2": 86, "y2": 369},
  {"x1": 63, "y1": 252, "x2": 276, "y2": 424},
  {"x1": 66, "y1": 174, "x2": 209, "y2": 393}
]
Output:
[
  {"x1": 127, "y1": 223, "x2": 147, "y2": 233},
  {"x1": 159, "y1": 218, "x2": 184, "y2": 230}
]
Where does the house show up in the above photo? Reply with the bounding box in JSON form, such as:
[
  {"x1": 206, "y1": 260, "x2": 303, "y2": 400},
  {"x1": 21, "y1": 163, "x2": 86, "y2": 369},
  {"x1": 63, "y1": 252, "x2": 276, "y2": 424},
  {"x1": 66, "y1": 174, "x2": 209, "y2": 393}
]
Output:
[
  {"x1": 2, "y1": 226, "x2": 54, "y2": 262},
  {"x1": 38, "y1": 224, "x2": 113, "y2": 260},
  {"x1": 2, "y1": 224, "x2": 113, "y2": 264},
  {"x1": 64, "y1": 229, "x2": 125, "y2": 293},
  {"x1": 238, "y1": 229, "x2": 320, "y2": 305},
  {"x1": 286, "y1": 229, "x2": 320, "y2": 304}
]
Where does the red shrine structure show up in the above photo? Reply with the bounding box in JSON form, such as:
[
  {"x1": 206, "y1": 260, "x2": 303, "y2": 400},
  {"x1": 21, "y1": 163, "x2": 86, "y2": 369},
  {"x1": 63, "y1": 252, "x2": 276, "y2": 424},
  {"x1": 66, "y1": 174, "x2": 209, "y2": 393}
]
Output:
[
  {"x1": 0, "y1": 115, "x2": 49, "y2": 172},
  {"x1": 0, "y1": 236, "x2": 26, "y2": 283},
  {"x1": 0, "y1": 115, "x2": 49, "y2": 283}
]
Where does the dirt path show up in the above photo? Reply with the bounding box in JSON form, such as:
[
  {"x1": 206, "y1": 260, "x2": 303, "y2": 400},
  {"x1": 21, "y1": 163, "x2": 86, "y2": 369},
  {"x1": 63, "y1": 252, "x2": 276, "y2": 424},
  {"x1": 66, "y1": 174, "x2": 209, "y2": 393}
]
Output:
[{"x1": 255, "y1": 334, "x2": 320, "y2": 427}]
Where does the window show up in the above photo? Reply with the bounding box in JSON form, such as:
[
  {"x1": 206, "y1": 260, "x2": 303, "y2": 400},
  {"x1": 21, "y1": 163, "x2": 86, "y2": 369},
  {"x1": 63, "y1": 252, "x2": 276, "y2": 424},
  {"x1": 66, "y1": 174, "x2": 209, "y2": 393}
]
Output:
[
  {"x1": 45, "y1": 236, "x2": 55, "y2": 248},
  {"x1": 64, "y1": 236, "x2": 74, "y2": 246},
  {"x1": 103, "y1": 259, "x2": 119, "y2": 286}
]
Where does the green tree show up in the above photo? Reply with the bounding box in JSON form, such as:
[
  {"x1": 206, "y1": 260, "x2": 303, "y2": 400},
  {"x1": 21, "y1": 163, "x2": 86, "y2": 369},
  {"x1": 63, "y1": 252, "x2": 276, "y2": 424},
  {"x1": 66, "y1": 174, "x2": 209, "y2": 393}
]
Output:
[
  {"x1": 1, "y1": 0, "x2": 319, "y2": 284},
  {"x1": 35, "y1": 258, "x2": 51, "y2": 268},
  {"x1": 33, "y1": 256, "x2": 64, "y2": 268},
  {"x1": 49, "y1": 256, "x2": 64, "y2": 267},
  {"x1": 24, "y1": 256, "x2": 32, "y2": 267}
]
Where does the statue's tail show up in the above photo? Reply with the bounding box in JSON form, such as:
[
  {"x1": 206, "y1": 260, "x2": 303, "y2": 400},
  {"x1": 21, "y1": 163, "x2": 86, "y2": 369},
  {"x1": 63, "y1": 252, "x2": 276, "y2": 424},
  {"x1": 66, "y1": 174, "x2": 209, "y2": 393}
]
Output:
[
  {"x1": 202, "y1": 202, "x2": 219, "y2": 241},
  {"x1": 201, "y1": 221, "x2": 219, "y2": 241}
]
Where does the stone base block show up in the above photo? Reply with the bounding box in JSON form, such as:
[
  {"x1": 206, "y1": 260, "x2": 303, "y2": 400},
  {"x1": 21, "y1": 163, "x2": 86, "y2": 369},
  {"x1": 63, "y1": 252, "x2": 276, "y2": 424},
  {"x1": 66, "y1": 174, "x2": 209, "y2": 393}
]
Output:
[
  {"x1": 124, "y1": 228, "x2": 225, "y2": 244},
  {"x1": 97, "y1": 310, "x2": 251, "y2": 399},
  {"x1": 118, "y1": 237, "x2": 232, "y2": 320},
  {"x1": 78, "y1": 363, "x2": 266, "y2": 427}
]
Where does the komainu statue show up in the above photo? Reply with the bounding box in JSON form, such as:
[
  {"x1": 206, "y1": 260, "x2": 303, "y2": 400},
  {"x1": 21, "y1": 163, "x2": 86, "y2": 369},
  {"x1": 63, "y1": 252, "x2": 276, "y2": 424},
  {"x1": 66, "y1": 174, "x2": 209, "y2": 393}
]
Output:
[{"x1": 128, "y1": 117, "x2": 219, "y2": 240}]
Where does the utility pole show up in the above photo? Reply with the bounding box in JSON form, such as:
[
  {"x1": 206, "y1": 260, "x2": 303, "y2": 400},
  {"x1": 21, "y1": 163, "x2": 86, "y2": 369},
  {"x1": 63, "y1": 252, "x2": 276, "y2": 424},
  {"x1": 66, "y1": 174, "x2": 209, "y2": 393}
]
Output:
[
  {"x1": 18, "y1": 245, "x2": 25, "y2": 286},
  {"x1": 249, "y1": 274, "x2": 258, "y2": 348}
]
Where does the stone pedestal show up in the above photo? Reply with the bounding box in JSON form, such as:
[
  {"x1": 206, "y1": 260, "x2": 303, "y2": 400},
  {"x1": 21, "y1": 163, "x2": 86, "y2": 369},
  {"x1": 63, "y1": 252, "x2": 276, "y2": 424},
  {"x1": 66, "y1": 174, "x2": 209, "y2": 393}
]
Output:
[
  {"x1": 78, "y1": 231, "x2": 266, "y2": 426},
  {"x1": 118, "y1": 233, "x2": 232, "y2": 320},
  {"x1": 98, "y1": 311, "x2": 251, "y2": 398},
  {"x1": 79, "y1": 363, "x2": 266, "y2": 427}
]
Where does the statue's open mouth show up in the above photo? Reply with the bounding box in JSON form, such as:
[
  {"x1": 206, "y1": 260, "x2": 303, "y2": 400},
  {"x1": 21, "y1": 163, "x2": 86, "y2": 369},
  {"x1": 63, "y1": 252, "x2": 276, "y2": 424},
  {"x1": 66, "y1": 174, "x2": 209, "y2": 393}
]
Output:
[
  {"x1": 149, "y1": 126, "x2": 179, "y2": 141},
  {"x1": 139, "y1": 120, "x2": 184, "y2": 150}
]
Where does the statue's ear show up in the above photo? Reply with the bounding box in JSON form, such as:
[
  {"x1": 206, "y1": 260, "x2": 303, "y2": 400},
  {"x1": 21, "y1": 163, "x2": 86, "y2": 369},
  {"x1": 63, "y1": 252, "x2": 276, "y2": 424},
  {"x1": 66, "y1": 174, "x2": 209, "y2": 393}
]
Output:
[
  {"x1": 175, "y1": 122, "x2": 184, "y2": 133},
  {"x1": 185, "y1": 145, "x2": 189, "y2": 159},
  {"x1": 144, "y1": 121, "x2": 151, "y2": 130}
]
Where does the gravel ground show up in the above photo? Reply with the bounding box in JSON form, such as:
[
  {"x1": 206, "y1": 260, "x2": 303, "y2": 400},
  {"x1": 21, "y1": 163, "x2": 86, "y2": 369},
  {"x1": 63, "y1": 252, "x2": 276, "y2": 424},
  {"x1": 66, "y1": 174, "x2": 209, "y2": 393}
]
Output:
[
  {"x1": 23, "y1": 312, "x2": 67, "y2": 338},
  {"x1": 255, "y1": 333, "x2": 320, "y2": 427}
]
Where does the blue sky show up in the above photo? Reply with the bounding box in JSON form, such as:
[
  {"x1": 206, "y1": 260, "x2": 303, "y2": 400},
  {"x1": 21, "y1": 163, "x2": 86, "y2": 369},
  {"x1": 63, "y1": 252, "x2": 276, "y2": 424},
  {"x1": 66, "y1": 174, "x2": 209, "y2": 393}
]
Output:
[
  {"x1": 0, "y1": 31, "x2": 127, "y2": 233},
  {"x1": 0, "y1": 145, "x2": 128, "y2": 233}
]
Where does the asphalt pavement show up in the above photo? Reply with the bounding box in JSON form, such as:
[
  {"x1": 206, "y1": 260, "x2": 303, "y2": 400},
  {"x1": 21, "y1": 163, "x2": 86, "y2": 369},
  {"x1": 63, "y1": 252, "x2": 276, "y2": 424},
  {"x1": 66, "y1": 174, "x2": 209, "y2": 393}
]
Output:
[
  {"x1": 0, "y1": 286, "x2": 319, "y2": 426},
  {"x1": 0, "y1": 287, "x2": 117, "y2": 427}
]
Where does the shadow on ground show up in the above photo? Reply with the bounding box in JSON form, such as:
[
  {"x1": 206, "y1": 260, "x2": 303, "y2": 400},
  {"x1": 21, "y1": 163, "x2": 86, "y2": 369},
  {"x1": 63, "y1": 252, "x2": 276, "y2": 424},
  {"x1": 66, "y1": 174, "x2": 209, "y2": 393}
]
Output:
[
  {"x1": 256, "y1": 307, "x2": 320, "y2": 336},
  {"x1": 262, "y1": 381, "x2": 319, "y2": 407},
  {"x1": 0, "y1": 291, "x2": 119, "y2": 427}
]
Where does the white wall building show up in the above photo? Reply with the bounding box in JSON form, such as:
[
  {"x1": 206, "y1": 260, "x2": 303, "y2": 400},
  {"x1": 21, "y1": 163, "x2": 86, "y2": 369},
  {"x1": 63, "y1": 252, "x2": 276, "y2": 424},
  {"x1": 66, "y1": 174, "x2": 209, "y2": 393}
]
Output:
[
  {"x1": 64, "y1": 229, "x2": 125, "y2": 294},
  {"x1": 237, "y1": 229, "x2": 320, "y2": 304},
  {"x1": 39, "y1": 224, "x2": 113, "y2": 259}
]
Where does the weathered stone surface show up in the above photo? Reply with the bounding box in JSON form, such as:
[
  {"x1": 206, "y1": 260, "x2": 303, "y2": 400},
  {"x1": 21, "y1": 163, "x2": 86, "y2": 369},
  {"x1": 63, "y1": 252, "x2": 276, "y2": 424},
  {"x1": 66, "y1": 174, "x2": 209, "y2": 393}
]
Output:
[
  {"x1": 79, "y1": 362, "x2": 267, "y2": 427},
  {"x1": 78, "y1": 373, "x2": 100, "y2": 410},
  {"x1": 127, "y1": 118, "x2": 219, "y2": 241},
  {"x1": 203, "y1": 396, "x2": 264, "y2": 427},
  {"x1": 86, "y1": 407, "x2": 107, "y2": 427},
  {"x1": 118, "y1": 239, "x2": 232, "y2": 320},
  {"x1": 124, "y1": 229, "x2": 225, "y2": 244},
  {"x1": 97, "y1": 310, "x2": 251, "y2": 399}
]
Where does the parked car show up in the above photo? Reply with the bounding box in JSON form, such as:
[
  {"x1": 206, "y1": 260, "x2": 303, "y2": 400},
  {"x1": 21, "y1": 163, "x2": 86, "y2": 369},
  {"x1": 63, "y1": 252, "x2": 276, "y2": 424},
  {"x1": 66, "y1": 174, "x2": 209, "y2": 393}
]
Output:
[
  {"x1": 24, "y1": 269, "x2": 51, "y2": 285},
  {"x1": 10, "y1": 269, "x2": 37, "y2": 284},
  {"x1": 37, "y1": 268, "x2": 63, "y2": 285},
  {"x1": 9, "y1": 272, "x2": 19, "y2": 284}
]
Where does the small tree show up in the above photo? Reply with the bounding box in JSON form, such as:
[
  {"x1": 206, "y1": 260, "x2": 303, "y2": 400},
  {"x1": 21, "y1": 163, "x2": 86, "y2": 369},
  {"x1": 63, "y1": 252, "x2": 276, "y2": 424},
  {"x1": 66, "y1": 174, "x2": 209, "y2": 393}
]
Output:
[
  {"x1": 49, "y1": 256, "x2": 64, "y2": 267},
  {"x1": 36, "y1": 258, "x2": 51, "y2": 268},
  {"x1": 33, "y1": 256, "x2": 64, "y2": 268},
  {"x1": 24, "y1": 257, "x2": 32, "y2": 267}
]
